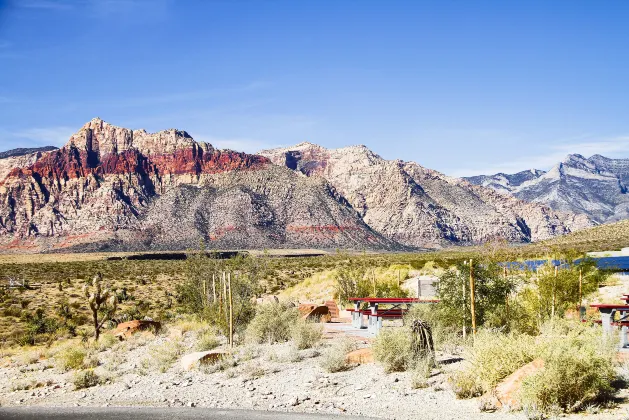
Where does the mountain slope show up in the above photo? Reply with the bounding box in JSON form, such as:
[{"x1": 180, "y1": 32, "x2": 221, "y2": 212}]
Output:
[
  {"x1": 0, "y1": 119, "x2": 395, "y2": 252},
  {"x1": 259, "y1": 143, "x2": 592, "y2": 248},
  {"x1": 0, "y1": 146, "x2": 58, "y2": 160},
  {"x1": 466, "y1": 154, "x2": 629, "y2": 223}
]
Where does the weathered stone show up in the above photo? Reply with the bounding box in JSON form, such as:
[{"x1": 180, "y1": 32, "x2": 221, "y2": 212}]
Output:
[
  {"x1": 494, "y1": 359, "x2": 545, "y2": 410},
  {"x1": 345, "y1": 348, "x2": 374, "y2": 364},
  {"x1": 113, "y1": 320, "x2": 161, "y2": 339}
]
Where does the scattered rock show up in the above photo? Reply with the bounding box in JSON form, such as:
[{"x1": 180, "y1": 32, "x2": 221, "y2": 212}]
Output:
[
  {"x1": 180, "y1": 351, "x2": 227, "y2": 371},
  {"x1": 494, "y1": 358, "x2": 545, "y2": 409}
]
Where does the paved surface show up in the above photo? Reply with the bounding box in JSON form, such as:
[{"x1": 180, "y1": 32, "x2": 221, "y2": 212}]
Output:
[{"x1": 0, "y1": 407, "x2": 374, "y2": 419}]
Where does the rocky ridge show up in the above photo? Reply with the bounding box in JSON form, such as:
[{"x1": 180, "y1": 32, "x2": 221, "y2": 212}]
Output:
[
  {"x1": 0, "y1": 119, "x2": 393, "y2": 252},
  {"x1": 466, "y1": 154, "x2": 629, "y2": 223},
  {"x1": 259, "y1": 143, "x2": 592, "y2": 248}
]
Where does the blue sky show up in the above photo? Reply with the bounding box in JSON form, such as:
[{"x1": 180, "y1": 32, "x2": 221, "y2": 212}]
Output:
[{"x1": 1, "y1": 0, "x2": 629, "y2": 176}]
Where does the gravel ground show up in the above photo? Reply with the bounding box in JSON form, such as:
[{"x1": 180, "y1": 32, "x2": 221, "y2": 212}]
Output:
[{"x1": 1, "y1": 328, "x2": 628, "y2": 420}]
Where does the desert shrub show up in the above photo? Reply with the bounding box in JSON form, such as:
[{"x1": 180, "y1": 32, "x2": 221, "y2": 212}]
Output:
[
  {"x1": 146, "y1": 338, "x2": 184, "y2": 373},
  {"x1": 176, "y1": 252, "x2": 263, "y2": 336},
  {"x1": 92, "y1": 333, "x2": 117, "y2": 352},
  {"x1": 196, "y1": 331, "x2": 220, "y2": 351},
  {"x1": 519, "y1": 323, "x2": 616, "y2": 414},
  {"x1": 245, "y1": 303, "x2": 300, "y2": 345},
  {"x1": 20, "y1": 308, "x2": 59, "y2": 345},
  {"x1": 291, "y1": 320, "x2": 323, "y2": 350},
  {"x1": 55, "y1": 346, "x2": 89, "y2": 371},
  {"x1": 450, "y1": 369, "x2": 483, "y2": 399},
  {"x1": 320, "y1": 338, "x2": 356, "y2": 373},
  {"x1": 373, "y1": 327, "x2": 414, "y2": 373},
  {"x1": 72, "y1": 369, "x2": 101, "y2": 390},
  {"x1": 410, "y1": 356, "x2": 433, "y2": 389},
  {"x1": 465, "y1": 329, "x2": 537, "y2": 393}
]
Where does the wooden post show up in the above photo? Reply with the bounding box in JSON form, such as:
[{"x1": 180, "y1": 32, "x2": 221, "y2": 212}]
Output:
[
  {"x1": 212, "y1": 274, "x2": 216, "y2": 303},
  {"x1": 551, "y1": 265, "x2": 557, "y2": 319},
  {"x1": 223, "y1": 272, "x2": 228, "y2": 324},
  {"x1": 397, "y1": 270, "x2": 401, "y2": 288},
  {"x1": 504, "y1": 266, "x2": 509, "y2": 322},
  {"x1": 578, "y1": 268, "x2": 583, "y2": 318},
  {"x1": 469, "y1": 259, "x2": 476, "y2": 337},
  {"x1": 203, "y1": 280, "x2": 207, "y2": 305},
  {"x1": 462, "y1": 271, "x2": 466, "y2": 339},
  {"x1": 372, "y1": 268, "x2": 376, "y2": 296},
  {"x1": 228, "y1": 272, "x2": 234, "y2": 348}
]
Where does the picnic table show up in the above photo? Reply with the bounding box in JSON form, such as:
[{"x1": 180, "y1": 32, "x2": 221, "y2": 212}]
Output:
[
  {"x1": 348, "y1": 297, "x2": 439, "y2": 334},
  {"x1": 590, "y1": 302, "x2": 629, "y2": 348}
]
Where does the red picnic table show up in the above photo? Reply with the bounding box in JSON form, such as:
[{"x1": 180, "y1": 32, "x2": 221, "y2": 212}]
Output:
[
  {"x1": 590, "y1": 301, "x2": 629, "y2": 348},
  {"x1": 348, "y1": 297, "x2": 440, "y2": 334}
]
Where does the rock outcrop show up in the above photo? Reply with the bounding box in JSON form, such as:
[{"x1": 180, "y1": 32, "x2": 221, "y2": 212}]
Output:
[
  {"x1": 259, "y1": 143, "x2": 592, "y2": 248},
  {"x1": 466, "y1": 154, "x2": 629, "y2": 223},
  {"x1": 0, "y1": 119, "x2": 394, "y2": 252}
]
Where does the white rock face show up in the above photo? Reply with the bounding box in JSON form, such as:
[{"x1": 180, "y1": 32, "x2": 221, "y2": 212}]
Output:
[
  {"x1": 259, "y1": 143, "x2": 592, "y2": 248},
  {"x1": 467, "y1": 153, "x2": 629, "y2": 223}
]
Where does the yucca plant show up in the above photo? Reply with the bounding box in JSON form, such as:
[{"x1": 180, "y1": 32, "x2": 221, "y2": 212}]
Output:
[{"x1": 83, "y1": 273, "x2": 118, "y2": 341}]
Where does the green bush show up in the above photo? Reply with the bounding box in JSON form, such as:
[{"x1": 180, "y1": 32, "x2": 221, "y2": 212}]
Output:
[
  {"x1": 520, "y1": 323, "x2": 616, "y2": 414},
  {"x1": 72, "y1": 369, "x2": 101, "y2": 390},
  {"x1": 196, "y1": 331, "x2": 220, "y2": 351},
  {"x1": 320, "y1": 338, "x2": 356, "y2": 373},
  {"x1": 466, "y1": 329, "x2": 537, "y2": 393},
  {"x1": 291, "y1": 320, "x2": 323, "y2": 350},
  {"x1": 373, "y1": 327, "x2": 414, "y2": 373},
  {"x1": 55, "y1": 346, "x2": 91, "y2": 371},
  {"x1": 245, "y1": 303, "x2": 300, "y2": 345}
]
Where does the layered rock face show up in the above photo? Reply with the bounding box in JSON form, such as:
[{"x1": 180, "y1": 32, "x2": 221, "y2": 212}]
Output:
[
  {"x1": 466, "y1": 154, "x2": 629, "y2": 223},
  {"x1": 0, "y1": 119, "x2": 393, "y2": 252},
  {"x1": 259, "y1": 143, "x2": 592, "y2": 248}
]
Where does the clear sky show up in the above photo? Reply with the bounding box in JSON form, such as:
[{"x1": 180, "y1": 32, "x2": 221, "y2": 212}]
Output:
[{"x1": 1, "y1": 0, "x2": 629, "y2": 176}]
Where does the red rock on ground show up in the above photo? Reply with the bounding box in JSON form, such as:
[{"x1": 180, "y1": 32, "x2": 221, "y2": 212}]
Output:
[
  {"x1": 113, "y1": 320, "x2": 161, "y2": 339},
  {"x1": 494, "y1": 359, "x2": 545, "y2": 409},
  {"x1": 346, "y1": 348, "x2": 374, "y2": 364}
]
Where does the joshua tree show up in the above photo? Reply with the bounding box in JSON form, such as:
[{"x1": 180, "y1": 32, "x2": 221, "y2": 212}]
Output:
[{"x1": 83, "y1": 273, "x2": 118, "y2": 341}]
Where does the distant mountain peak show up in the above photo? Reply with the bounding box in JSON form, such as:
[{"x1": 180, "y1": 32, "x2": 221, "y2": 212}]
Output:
[
  {"x1": 0, "y1": 146, "x2": 58, "y2": 160},
  {"x1": 466, "y1": 153, "x2": 629, "y2": 223}
]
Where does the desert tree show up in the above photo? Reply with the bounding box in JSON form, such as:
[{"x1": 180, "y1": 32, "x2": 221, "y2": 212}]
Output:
[{"x1": 83, "y1": 273, "x2": 118, "y2": 341}]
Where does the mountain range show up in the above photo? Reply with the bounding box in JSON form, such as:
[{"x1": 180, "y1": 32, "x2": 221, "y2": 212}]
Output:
[
  {"x1": 0, "y1": 118, "x2": 592, "y2": 253},
  {"x1": 466, "y1": 154, "x2": 629, "y2": 224}
]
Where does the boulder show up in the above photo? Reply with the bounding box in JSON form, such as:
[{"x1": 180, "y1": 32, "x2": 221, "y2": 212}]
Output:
[
  {"x1": 494, "y1": 359, "x2": 545, "y2": 409},
  {"x1": 113, "y1": 320, "x2": 161, "y2": 339},
  {"x1": 346, "y1": 348, "x2": 374, "y2": 364},
  {"x1": 181, "y1": 351, "x2": 226, "y2": 371},
  {"x1": 298, "y1": 304, "x2": 331, "y2": 322}
]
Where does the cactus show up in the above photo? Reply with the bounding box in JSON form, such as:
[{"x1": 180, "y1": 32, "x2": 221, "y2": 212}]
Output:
[{"x1": 83, "y1": 273, "x2": 118, "y2": 342}]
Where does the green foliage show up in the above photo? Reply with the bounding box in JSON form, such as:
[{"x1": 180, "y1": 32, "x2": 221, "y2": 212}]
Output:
[
  {"x1": 437, "y1": 260, "x2": 517, "y2": 332},
  {"x1": 245, "y1": 303, "x2": 300, "y2": 345},
  {"x1": 334, "y1": 260, "x2": 409, "y2": 305},
  {"x1": 453, "y1": 321, "x2": 617, "y2": 415},
  {"x1": 72, "y1": 369, "x2": 101, "y2": 390},
  {"x1": 290, "y1": 319, "x2": 323, "y2": 350},
  {"x1": 320, "y1": 338, "x2": 357, "y2": 373},
  {"x1": 20, "y1": 308, "x2": 59, "y2": 345},
  {"x1": 196, "y1": 331, "x2": 220, "y2": 351},
  {"x1": 176, "y1": 252, "x2": 264, "y2": 336},
  {"x1": 55, "y1": 346, "x2": 90, "y2": 371},
  {"x1": 373, "y1": 327, "x2": 414, "y2": 373},
  {"x1": 520, "y1": 322, "x2": 616, "y2": 414}
]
